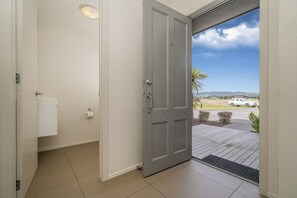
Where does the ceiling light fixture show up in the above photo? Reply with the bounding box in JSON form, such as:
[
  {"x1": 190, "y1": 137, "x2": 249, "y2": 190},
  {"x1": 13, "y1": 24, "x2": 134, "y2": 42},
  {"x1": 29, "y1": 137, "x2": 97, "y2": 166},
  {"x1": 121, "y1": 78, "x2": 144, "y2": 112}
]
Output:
[{"x1": 79, "y1": 4, "x2": 99, "y2": 19}]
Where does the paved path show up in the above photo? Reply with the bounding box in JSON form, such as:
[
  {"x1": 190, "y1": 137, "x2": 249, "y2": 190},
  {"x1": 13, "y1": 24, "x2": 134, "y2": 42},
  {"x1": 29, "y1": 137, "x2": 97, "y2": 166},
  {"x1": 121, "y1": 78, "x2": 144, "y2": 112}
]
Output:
[
  {"x1": 194, "y1": 108, "x2": 259, "y2": 132},
  {"x1": 194, "y1": 108, "x2": 258, "y2": 121},
  {"x1": 192, "y1": 124, "x2": 259, "y2": 170}
]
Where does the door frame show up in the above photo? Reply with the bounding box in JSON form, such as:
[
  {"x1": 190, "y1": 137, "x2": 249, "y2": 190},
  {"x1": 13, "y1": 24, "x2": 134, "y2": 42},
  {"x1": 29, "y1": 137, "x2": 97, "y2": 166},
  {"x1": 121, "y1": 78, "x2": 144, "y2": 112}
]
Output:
[
  {"x1": 259, "y1": 0, "x2": 268, "y2": 195},
  {"x1": 98, "y1": 0, "x2": 109, "y2": 182},
  {"x1": 189, "y1": 1, "x2": 268, "y2": 196},
  {"x1": 0, "y1": 0, "x2": 17, "y2": 197}
]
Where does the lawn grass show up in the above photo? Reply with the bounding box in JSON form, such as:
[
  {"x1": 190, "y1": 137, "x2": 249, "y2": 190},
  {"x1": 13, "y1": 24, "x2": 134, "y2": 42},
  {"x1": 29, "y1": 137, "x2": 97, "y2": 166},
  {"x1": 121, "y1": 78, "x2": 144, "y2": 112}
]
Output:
[
  {"x1": 252, "y1": 111, "x2": 260, "y2": 116},
  {"x1": 195, "y1": 103, "x2": 245, "y2": 110}
]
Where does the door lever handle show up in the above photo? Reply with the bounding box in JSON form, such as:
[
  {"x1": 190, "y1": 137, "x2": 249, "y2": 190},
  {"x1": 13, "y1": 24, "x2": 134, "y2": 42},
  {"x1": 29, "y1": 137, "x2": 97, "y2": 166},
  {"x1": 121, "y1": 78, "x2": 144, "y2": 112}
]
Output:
[
  {"x1": 145, "y1": 80, "x2": 152, "y2": 85},
  {"x1": 35, "y1": 91, "x2": 43, "y2": 96},
  {"x1": 146, "y1": 92, "x2": 153, "y2": 113}
]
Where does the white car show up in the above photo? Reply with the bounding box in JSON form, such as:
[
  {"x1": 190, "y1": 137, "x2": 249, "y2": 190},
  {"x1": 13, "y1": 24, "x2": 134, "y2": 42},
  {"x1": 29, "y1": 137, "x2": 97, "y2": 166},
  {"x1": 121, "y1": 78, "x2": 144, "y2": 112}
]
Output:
[{"x1": 229, "y1": 98, "x2": 257, "y2": 107}]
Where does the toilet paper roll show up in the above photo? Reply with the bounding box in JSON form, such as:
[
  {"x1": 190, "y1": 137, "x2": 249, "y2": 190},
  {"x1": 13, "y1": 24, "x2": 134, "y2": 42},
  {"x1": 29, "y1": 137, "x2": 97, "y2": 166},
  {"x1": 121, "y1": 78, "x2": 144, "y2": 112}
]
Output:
[{"x1": 86, "y1": 111, "x2": 94, "y2": 119}]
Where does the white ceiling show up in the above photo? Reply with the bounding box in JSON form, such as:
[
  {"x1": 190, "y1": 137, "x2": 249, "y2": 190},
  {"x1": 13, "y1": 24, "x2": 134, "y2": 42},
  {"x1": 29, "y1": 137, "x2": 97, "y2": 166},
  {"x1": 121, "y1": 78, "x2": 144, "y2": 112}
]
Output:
[{"x1": 38, "y1": 0, "x2": 99, "y2": 34}]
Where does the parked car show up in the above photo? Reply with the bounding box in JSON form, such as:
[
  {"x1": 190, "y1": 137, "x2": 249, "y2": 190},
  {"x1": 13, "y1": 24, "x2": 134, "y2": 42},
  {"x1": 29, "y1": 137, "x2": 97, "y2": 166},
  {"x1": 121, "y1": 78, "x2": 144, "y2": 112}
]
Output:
[{"x1": 228, "y1": 98, "x2": 257, "y2": 107}]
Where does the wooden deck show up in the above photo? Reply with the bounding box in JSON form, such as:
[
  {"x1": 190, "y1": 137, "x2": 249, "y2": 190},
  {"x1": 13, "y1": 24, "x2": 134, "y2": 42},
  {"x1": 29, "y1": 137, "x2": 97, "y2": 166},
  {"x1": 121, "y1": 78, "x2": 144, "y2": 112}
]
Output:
[{"x1": 192, "y1": 124, "x2": 259, "y2": 170}]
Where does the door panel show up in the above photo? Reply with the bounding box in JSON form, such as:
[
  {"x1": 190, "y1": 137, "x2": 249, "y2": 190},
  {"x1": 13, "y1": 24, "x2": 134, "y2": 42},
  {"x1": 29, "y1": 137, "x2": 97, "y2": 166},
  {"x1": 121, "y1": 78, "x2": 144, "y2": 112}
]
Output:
[
  {"x1": 174, "y1": 19, "x2": 187, "y2": 108},
  {"x1": 143, "y1": 0, "x2": 192, "y2": 177},
  {"x1": 152, "y1": 9, "x2": 169, "y2": 110},
  {"x1": 152, "y1": 122, "x2": 169, "y2": 160},
  {"x1": 16, "y1": 0, "x2": 38, "y2": 196},
  {"x1": 174, "y1": 120, "x2": 187, "y2": 153}
]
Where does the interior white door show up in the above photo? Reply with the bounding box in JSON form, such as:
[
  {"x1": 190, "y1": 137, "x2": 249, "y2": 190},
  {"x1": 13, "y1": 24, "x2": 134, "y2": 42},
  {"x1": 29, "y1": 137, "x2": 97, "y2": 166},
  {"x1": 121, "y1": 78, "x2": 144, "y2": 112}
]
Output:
[
  {"x1": 0, "y1": 0, "x2": 17, "y2": 197},
  {"x1": 16, "y1": 0, "x2": 38, "y2": 197},
  {"x1": 143, "y1": 0, "x2": 192, "y2": 177}
]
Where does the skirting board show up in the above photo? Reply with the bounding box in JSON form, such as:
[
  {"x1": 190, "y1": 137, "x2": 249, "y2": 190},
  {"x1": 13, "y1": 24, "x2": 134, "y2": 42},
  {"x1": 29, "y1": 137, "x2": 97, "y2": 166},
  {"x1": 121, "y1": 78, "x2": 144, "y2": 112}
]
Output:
[
  {"x1": 38, "y1": 138, "x2": 99, "y2": 152},
  {"x1": 268, "y1": 192, "x2": 278, "y2": 198},
  {"x1": 108, "y1": 163, "x2": 143, "y2": 180}
]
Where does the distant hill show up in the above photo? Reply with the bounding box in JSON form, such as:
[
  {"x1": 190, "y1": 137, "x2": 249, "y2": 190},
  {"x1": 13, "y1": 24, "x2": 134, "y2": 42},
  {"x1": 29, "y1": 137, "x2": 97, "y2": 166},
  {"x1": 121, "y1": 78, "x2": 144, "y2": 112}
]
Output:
[{"x1": 197, "y1": 91, "x2": 259, "y2": 98}]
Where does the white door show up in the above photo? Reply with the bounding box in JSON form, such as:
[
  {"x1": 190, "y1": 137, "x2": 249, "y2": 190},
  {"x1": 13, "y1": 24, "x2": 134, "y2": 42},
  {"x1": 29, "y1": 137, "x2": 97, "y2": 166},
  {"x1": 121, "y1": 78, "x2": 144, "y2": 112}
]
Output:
[
  {"x1": 0, "y1": 0, "x2": 17, "y2": 197},
  {"x1": 143, "y1": 0, "x2": 192, "y2": 177},
  {"x1": 16, "y1": 0, "x2": 39, "y2": 197}
]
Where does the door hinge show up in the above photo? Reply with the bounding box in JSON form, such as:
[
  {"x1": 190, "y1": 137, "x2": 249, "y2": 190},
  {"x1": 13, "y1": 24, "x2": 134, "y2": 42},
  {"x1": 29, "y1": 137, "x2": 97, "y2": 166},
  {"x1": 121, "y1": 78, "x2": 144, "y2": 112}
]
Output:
[
  {"x1": 16, "y1": 180, "x2": 20, "y2": 191},
  {"x1": 16, "y1": 73, "x2": 21, "y2": 84}
]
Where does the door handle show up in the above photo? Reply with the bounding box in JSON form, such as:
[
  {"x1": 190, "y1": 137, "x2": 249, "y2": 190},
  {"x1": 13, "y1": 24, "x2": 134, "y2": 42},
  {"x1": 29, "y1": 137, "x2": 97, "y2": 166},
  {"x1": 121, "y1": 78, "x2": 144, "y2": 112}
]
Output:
[
  {"x1": 35, "y1": 91, "x2": 43, "y2": 96},
  {"x1": 145, "y1": 80, "x2": 152, "y2": 85},
  {"x1": 146, "y1": 92, "x2": 153, "y2": 113}
]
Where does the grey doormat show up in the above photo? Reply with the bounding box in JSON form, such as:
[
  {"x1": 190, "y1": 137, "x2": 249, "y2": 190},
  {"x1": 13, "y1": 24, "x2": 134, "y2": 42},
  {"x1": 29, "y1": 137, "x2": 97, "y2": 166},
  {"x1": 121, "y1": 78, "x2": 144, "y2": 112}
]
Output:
[{"x1": 201, "y1": 155, "x2": 259, "y2": 183}]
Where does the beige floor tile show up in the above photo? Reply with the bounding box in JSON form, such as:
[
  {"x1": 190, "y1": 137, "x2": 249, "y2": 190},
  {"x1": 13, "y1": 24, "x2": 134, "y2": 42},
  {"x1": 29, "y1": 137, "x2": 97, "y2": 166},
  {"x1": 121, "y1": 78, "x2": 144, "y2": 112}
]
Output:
[
  {"x1": 71, "y1": 154, "x2": 99, "y2": 179},
  {"x1": 65, "y1": 142, "x2": 99, "y2": 163},
  {"x1": 78, "y1": 171, "x2": 148, "y2": 198},
  {"x1": 185, "y1": 160, "x2": 243, "y2": 190},
  {"x1": 27, "y1": 161, "x2": 76, "y2": 194},
  {"x1": 153, "y1": 169, "x2": 233, "y2": 198},
  {"x1": 128, "y1": 186, "x2": 165, "y2": 198},
  {"x1": 25, "y1": 181, "x2": 84, "y2": 198},
  {"x1": 230, "y1": 192, "x2": 248, "y2": 198},
  {"x1": 38, "y1": 149, "x2": 68, "y2": 168},
  {"x1": 236, "y1": 182, "x2": 261, "y2": 198},
  {"x1": 145, "y1": 163, "x2": 186, "y2": 184}
]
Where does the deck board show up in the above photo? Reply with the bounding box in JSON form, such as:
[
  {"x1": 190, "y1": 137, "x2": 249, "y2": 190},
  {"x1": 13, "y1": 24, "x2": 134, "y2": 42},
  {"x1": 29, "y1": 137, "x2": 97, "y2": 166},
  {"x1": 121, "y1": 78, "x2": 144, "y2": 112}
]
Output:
[{"x1": 192, "y1": 124, "x2": 259, "y2": 170}]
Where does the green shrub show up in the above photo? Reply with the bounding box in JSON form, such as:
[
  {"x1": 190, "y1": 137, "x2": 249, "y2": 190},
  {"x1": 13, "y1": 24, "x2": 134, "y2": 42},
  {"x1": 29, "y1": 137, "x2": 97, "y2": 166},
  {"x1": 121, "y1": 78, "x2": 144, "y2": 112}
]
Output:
[
  {"x1": 217, "y1": 111, "x2": 232, "y2": 124},
  {"x1": 199, "y1": 111, "x2": 210, "y2": 122},
  {"x1": 192, "y1": 95, "x2": 200, "y2": 110},
  {"x1": 249, "y1": 112, "x2": 259, "y2": 133}
]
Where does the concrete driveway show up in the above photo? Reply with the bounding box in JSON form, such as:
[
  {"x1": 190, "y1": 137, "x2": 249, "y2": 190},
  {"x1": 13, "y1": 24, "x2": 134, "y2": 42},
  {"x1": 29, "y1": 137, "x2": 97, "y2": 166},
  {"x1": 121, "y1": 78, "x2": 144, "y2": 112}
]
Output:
[{"x1": 194, "y1": 108, "x2": 259, "y2": 132}]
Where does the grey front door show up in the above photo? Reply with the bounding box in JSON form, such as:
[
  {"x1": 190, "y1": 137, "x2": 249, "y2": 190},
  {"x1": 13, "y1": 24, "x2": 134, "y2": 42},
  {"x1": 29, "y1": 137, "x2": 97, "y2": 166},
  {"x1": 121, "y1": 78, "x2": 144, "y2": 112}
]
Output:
[{"x1": 143, "y1": 0, "x2": 192, "y2": 177}]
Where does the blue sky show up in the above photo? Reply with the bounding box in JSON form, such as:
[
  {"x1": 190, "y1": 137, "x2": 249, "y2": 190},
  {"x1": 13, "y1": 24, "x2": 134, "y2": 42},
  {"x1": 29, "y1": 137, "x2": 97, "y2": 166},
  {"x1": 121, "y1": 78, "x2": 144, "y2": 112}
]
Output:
[{"x1": 192, "y1": 9, "x2": 260, "y2": 93}]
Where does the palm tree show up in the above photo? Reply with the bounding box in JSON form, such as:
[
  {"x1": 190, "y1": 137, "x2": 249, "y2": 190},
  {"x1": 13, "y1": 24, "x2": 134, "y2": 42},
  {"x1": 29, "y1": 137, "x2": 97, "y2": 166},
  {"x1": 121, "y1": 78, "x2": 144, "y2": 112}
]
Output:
[
  {"x1": 192, "y1": 68, "x2": 207, "y2": 94},
  {"x1": 192, "y1": 68, "x2": 207, "y2": 121}
]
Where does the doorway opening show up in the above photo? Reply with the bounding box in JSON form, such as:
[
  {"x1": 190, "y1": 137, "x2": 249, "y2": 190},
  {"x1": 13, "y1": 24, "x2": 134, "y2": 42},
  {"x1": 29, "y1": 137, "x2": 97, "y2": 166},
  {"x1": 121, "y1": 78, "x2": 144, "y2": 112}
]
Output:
[
  {"x1": 192, "y1": 9, "x2": 260, "y2": 183},
  {"x1": 16, "y1": 0, "x2": 100, "y2": 196},
  {"x1": 37, "y1": 0, "x2": 100, "y2": 152}
]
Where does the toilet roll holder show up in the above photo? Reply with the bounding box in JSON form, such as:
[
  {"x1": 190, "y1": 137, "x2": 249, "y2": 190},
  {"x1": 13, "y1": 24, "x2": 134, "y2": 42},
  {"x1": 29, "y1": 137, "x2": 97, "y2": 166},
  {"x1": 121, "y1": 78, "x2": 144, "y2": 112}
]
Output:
[{"x1": 86, "y1": 108, "x2": 94, "y2": 119}]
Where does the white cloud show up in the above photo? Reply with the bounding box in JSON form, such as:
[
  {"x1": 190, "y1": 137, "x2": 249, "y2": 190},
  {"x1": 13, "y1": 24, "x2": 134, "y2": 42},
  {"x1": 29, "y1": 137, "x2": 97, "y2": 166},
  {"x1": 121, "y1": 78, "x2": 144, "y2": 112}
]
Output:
[
  {"x1": 197, "y1": 52, "x2": 222, "y2": 59},
  {"x1": 193, "y1": 23, "x2": 259, "y2": 50},
  {"x1": 237, "y1": 58, "x2": 248, "y2": 64}
]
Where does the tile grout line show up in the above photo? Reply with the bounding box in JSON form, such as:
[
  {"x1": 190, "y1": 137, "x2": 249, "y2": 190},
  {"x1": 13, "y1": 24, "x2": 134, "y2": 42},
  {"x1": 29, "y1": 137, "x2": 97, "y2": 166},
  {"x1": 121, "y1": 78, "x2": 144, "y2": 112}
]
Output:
[
  {"x1": 64, "y1": 149, "x2": 86, "y2": 198},
  {"x1": 184, "y1": 165, "x2": 243, "y2": 193},
  {"x1": 228, "y1": 181, "x2": 244, "y2": 198},
  {"x1": 122, "y1": 168, "x2": 170, "y2": 198},
  {"x1": 140, "y1": 170, "x2": 171, "y2": 198},
  {"x1": 149, "y1": 183, "x2": 168, "y2": 198},
  {"x1": 26, "y1": 150, "x2": 75, "y2": 197},
  {"x1": 27, "y1": 181, "x2": 76, "y2": 197},
  {"x1": 25, "y1": 159, "x2": 40, "y2": 197},
  {"x1": 124, "y1": 185, "x2": 150, "y2": 198}
]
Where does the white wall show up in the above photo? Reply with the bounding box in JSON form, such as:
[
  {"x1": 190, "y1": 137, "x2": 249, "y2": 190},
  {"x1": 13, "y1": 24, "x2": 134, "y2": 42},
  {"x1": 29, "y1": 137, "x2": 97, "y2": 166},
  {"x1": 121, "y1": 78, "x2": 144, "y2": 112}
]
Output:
[
  {"x1": 37, "y1": 0, "x2": 100, "y2": 151},
  {"x1": 278, "y1": 0, "x2": 297, "y2": 197},
  {"x1": 105, "y1": 0, "x2": 143, "y2": 178}
]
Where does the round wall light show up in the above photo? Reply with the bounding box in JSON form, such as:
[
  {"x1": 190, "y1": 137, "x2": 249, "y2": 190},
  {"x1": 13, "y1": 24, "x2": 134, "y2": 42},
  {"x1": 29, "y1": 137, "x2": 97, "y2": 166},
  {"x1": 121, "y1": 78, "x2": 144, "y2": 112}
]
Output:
[{"x1": 79, "y1": 4, "x2": 99, "y2": 19}]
